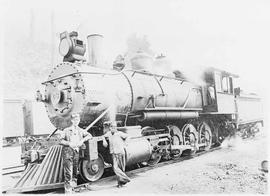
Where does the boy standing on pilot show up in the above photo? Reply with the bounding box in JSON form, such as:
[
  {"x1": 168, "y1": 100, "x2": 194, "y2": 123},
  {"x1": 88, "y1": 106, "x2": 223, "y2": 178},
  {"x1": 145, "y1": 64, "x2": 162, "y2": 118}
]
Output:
[
  {"x1": 59, "y1": 113, "x2": 92, "y2": 193},
  {"x1": 102, "y1": 121, "x2": 131, "y2": 187}
]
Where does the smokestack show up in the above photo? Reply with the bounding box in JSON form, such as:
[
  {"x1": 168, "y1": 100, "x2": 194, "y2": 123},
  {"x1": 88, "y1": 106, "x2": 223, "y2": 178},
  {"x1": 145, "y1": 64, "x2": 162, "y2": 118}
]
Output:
[{"x1": 87, "y1": 34, "x2": 104, "y2": 67}]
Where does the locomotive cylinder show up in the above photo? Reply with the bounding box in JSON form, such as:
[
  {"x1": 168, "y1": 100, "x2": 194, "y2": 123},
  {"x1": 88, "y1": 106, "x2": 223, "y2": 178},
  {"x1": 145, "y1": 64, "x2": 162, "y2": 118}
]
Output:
[{"x1": 125, "y1": 137, "x2": 152, "y2": 166}]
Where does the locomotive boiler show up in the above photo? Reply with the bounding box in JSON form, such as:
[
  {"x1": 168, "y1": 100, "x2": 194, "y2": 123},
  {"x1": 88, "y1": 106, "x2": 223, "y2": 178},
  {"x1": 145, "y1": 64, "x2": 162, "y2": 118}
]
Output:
[
  {"x1": 43, "y1": 62, "x2": 202, "y2": 129},
  {"x1": 11, "y1": 31, "x2": 263, "y2": 192}
]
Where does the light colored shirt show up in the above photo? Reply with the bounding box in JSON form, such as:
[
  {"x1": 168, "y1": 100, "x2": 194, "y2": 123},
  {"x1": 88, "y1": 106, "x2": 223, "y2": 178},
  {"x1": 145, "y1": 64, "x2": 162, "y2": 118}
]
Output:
[
  {"x1": 104, "y1": 131, "x2": 128, "y2": 154},
  {"x1": 59, "y1": 126, "x2": 92, "y2": 151}
]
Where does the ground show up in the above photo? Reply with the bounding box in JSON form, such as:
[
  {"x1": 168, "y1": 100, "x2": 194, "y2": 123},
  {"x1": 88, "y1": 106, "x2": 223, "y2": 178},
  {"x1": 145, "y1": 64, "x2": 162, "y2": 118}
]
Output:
[
  {"x1": 2, "y1": 130, "x2": 268, "y2": 194},
  {"x1": 80, "y1": 130, "x2": 268, "y2": 195}
]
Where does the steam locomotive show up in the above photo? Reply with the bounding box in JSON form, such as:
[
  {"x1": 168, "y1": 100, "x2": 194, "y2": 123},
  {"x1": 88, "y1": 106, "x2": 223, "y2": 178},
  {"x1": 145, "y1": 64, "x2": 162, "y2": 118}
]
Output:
[{"x1": 13, "y1": 31, "x2": 263, "y2": 191}]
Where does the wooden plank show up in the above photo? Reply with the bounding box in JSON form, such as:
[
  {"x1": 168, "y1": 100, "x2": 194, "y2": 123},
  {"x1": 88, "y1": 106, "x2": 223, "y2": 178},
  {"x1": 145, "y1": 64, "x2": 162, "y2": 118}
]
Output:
[
  {"x1": 58, "y1": 150, "x2": 64, "y2": 183},
  {"x1": 40, "y1": 146, "x2": 59, "y2": 185},
  {"x1": 34, "y1": 146, "x2": 57, "y2": 185},
  {"x1": 14, "y1": 164, "x2": 38, "y2": 188},
  {"x1": 21, "y1": 164, "x2": 40, "y2": 187}
]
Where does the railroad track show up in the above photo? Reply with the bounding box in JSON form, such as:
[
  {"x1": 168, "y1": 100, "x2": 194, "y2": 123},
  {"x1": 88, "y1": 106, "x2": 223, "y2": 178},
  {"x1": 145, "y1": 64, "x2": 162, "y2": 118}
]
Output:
[
  {"x1": 3, "y1": 146, "x2": 221, "y2": 194},
  {"x1": 72, "y1": 146, "x2": 222, "y2": 193},
  {"x1": 2, "y1": 165, "x2": 25, "y2": 175}
]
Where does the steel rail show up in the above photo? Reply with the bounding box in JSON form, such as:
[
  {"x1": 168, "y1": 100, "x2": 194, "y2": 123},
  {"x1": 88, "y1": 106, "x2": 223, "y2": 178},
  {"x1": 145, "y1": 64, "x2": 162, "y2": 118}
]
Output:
[{"x1": 3, "y1": 146, "x2": 221, "y2": 194}]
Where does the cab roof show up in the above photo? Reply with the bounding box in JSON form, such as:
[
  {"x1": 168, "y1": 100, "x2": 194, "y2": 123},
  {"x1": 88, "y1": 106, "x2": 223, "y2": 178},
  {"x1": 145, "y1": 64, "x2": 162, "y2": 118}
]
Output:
[{"x1": 205, "y1": 67, "x2": 239, "y2": 78}]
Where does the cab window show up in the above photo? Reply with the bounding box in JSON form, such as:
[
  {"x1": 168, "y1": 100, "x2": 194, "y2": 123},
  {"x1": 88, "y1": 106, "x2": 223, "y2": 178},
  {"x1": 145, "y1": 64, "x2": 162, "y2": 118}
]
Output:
[
  {"x1": 229, "y1": 77, "x2": 233, "y2": 94},
  {"x1": 222, "y1": 76, "x2": 229, "y2": 93},
  {"x1": 221, "y1": 76, "x2": 233, "y2": 94},
  {"x1": 207, "y1": 86, "x2": 216, "y2": 105},
  {"x1": 215, "y1": 72, "x2": 233, "y2": 94},
  {"x1": 214, "y1": 73, "x2": 222, "y2": 92}
]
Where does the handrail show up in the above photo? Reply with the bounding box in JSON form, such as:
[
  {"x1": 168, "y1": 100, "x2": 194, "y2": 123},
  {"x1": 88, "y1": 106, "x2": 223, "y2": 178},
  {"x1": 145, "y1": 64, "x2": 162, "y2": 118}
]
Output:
[{"x1": 84, "y1": 105, "x2": 114, "y2": 132}]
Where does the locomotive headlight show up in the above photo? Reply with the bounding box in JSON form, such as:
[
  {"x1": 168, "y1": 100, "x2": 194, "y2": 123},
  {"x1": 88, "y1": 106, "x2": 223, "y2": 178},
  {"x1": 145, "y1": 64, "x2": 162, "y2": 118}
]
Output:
[
  {"x1": 59, "y1": 31, "x2": 86, "y2": 62},
  {"x1": 59, "y1": 38, "x2": 71, "y2": 57}
]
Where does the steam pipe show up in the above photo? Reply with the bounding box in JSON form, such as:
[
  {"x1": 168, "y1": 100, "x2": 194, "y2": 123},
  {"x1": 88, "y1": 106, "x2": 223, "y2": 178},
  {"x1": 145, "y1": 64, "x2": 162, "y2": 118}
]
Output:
[{"x1": 138, "y1": 111, "x2": 199, "y2": 122}]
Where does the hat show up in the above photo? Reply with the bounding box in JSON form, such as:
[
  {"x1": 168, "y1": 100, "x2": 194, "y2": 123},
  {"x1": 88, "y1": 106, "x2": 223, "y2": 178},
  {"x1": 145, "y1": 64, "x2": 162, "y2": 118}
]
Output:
[
  {"x1": 71, "y1": 113, "x2": 80, "y2": 119},
  {"x1": 261, "y1": 160, "x2": 268, "y2": 173},
  {"x1": 103, "y1": 121, "x2": 117, "y2": 127}
]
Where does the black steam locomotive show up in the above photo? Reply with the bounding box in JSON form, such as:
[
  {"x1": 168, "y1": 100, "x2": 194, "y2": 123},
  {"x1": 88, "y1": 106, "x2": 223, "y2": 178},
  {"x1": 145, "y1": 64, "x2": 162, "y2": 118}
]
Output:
[{"x1": 13, "y1": 31, "x2": 263, "y2": 192}]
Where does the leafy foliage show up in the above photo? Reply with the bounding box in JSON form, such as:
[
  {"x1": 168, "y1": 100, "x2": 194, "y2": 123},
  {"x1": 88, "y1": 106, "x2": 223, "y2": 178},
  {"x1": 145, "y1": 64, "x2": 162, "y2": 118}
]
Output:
[{"x1": 4, "y1": 37, "x2": 53, "y2": 99}]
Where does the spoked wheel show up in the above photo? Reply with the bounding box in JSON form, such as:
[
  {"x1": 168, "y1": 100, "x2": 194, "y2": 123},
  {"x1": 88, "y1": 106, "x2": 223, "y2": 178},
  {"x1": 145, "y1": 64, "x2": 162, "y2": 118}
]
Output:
[
  {"x1": 79, "y1": 154, "x2": 105, "y2": 182},
  {"x1": 142, "y1": 126, "x2": 162, "y2": 166},
  {"x1": 166, "y1": 125, "x2": 183, "y2": 158},
  {"x1": 147, "y1": 146, "x2": 162, "y2": 166},
  {"x1": 182, "y1": 124, "x2": 198, "y2": 155},
  {"x1": 198, "y1": 122, "x2": 212, "y2": 151}
]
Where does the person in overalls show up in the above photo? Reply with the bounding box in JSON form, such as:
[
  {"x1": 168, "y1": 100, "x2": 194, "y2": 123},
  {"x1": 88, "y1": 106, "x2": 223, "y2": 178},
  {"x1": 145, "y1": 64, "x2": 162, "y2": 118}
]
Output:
[
  {"x1": 59, "y1": 113, "x2": 92, "y2": 193},
  {"x1": 102, "y1": 121, "x2": 131, "y2": 187}
]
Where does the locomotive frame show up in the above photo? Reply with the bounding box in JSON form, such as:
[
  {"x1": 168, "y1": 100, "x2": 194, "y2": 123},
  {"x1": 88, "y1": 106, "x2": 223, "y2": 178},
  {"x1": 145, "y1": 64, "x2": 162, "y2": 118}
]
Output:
[{"x1": 36, "y1": 62, "x2": 263, "y2": 183}]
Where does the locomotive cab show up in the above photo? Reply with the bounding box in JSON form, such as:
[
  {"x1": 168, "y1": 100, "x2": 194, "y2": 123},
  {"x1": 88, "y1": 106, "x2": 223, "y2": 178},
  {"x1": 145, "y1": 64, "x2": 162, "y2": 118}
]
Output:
[
  {"x1": 202, "y1": 67, "x2": 238, "y2": 114},
  {"x1": 202, "y1": 70, "x2": 217, "y2": 112}
]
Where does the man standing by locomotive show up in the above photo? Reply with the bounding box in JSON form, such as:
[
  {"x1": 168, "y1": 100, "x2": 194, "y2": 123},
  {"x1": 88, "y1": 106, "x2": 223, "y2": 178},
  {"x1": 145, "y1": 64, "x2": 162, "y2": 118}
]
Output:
[
  {"x1": 102, "y1": 121, "x2": 131, "y2": 187},
  {"x1": 59, "y1": 113, "x2": 92, "y2": 193}
]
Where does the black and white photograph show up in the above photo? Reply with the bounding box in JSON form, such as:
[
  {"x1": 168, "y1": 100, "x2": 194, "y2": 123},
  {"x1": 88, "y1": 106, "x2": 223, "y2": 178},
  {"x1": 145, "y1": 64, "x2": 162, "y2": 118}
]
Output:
[{"x1": 1, "y1": 0, "x2": 269, "y2": 194}]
